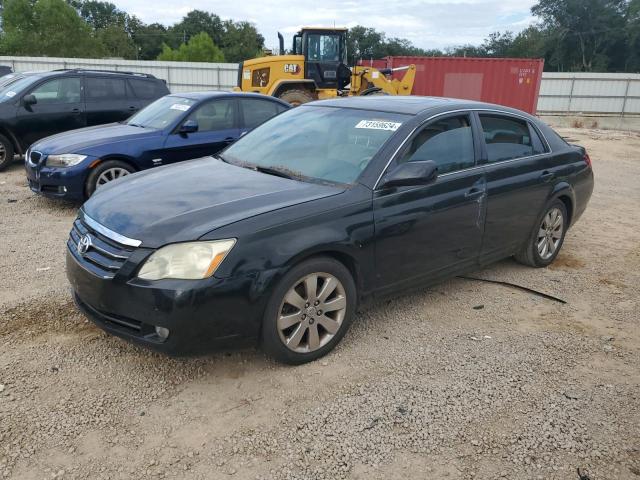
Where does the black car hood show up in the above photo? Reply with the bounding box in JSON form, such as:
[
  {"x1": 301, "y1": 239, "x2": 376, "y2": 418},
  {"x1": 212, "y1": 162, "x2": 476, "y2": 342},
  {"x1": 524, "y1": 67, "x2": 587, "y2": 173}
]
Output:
[
  {"x1": 31, "y1": 123, "x2": 158, "y2": 154},
  {"x1": 82, "y1": 158, "x2": 345, "y2": 248}
]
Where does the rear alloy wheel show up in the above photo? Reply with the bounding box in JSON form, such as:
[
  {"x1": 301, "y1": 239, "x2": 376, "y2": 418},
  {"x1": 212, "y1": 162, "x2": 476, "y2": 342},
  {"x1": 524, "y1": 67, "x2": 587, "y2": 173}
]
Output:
[
  {"x1": 515, "y1": 200, "x2": 568, "y2": 267},
  {"x1": 86, "y1": 160, "x2": 135, "y2": 198},
  {"x1": 262, "y1": 257, "x2": 356, "y2": 364},
  {"x1": 0, "y1": 134, "x2": 15, "y2": 171}
]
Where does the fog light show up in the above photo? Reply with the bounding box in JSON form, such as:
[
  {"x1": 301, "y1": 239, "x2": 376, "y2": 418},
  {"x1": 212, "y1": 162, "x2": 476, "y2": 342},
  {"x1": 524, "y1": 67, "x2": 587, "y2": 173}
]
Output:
[
  {"x1": 155, "y1": 326, "x2": 170, "y2": 340},
  {"x1": 58, "y1": 186, "x2": 67, "y2": 193}
]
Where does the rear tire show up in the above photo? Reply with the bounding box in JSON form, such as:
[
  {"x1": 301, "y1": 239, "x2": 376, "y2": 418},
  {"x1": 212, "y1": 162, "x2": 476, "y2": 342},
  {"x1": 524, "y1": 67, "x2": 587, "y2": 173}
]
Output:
[
  {"x1": 515, "y1": 200, "x2": 568, "y2": 268},
  {"x1": 85, "y1": 160, "x2": 135, "y2": 198},
  {"x1": 261, "y1": 257, "x2": 356, "y2": 364},
  {"x1": 0, "y1": 134, "x2": 15, "y2": 171},
  {"x1": 277, "y1": 89, "x2": 316, "y2": 106}
]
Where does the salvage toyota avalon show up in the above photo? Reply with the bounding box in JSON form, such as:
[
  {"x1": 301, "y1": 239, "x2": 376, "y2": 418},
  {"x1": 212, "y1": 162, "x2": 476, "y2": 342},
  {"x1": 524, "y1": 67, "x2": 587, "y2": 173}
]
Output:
[{"x1": 66, "y1": 96, "x2": 593, "y2": 364}]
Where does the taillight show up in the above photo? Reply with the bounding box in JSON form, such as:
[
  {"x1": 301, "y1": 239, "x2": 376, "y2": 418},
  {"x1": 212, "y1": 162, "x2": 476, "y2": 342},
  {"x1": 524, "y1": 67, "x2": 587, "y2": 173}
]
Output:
[{"x1": 583, "y1": 152, "x2": 592, "y2": 167}]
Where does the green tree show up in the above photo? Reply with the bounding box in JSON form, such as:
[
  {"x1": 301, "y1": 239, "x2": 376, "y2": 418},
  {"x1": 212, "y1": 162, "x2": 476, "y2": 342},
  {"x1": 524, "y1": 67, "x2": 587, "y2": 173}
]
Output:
[
  {"x1": 347, "y1": 26, "x2": 386, "y2": 64},
  {"x1": 98, "y1": 24, "x2": 136, "y2": 58},
  {"x1": 625, "y1": 0, "x2": 640, "y2": 70},
  {"x1": 220, "y1": 20, "x2": 264, "y2": 62},
  {"x1": 532, "y1": 0, "x2": 627, "y2": 71},
  {"x1": 131, "y1": 21, "x2": 169, "y2": 60},
  {"x1": 168, "y1": 10, "x2": 224, "y2": 48},
  {"x1": 157, "y1": 31, "x2": 225, "y2": 62},
  {"x1": 0, "y1": 0, "x2": 103, "y2": 56}
]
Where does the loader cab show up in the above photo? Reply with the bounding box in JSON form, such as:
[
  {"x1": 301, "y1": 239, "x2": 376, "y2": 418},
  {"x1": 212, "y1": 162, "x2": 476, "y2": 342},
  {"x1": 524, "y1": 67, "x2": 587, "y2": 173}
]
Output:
[{"x1": 292, "y1": 28, "x2": 350, "y2": 91}]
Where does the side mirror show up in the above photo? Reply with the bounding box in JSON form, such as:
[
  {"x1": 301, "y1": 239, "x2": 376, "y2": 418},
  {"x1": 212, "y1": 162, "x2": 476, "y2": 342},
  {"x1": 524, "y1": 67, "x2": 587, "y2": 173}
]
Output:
[
  {"x1": 378, "y1": 160, "x2": 438, "y2": 189},
  {"x1": 22, "y1": 94, "x2": 37, "y2": 106},
  {"x1": 179, "y1": 119, "x2": 198, "y2": 134}
]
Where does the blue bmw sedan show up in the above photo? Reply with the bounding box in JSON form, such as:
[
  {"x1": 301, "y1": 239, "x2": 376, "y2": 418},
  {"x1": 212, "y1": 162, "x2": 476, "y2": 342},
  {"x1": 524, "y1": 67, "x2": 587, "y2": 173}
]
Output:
[{"x1": 24, "y1": 92, "x2": 289, "y2": 201}]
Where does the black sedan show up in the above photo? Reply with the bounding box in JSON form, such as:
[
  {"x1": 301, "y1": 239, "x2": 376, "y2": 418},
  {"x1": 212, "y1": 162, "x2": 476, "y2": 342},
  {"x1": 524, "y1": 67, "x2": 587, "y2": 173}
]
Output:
[{"x1": 66, "y1": 96, "x2": 594, "y2": 364}]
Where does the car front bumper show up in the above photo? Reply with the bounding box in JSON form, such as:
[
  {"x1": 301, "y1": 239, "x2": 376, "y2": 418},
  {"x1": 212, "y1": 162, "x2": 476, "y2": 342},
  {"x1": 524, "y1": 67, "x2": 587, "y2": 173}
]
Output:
[
  {"x1": 66, "y1": 246, "x2": 275, "y2": 355},
  {"x1": 24, "y1": 153, "x2": 90, "y2": 201}
]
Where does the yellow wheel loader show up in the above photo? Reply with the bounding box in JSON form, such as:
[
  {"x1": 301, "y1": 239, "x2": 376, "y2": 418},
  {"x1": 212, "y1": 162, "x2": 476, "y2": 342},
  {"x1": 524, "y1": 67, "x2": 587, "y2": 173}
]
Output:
[{"x1": 235, "y1": 27, "x2": 416, "y2": 105}]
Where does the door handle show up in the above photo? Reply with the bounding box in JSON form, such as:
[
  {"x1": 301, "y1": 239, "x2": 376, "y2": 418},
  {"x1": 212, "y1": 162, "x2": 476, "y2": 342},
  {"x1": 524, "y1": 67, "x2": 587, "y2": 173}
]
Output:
[
  {"x1": 540, "y1": 170, "x2": 555, "y2": 182},
  {"x1": 465, "y1": 187, "x2": 484, "y2": 199},
  {"x1": 223, "y1": 137, "x2": 235, "y2": 143},
  {"x1": 71, "y1": 108, "x2": 81, "y2": 114},
  {"x1": 128, "y1": 106, "x2": 137, "y2": 111}
]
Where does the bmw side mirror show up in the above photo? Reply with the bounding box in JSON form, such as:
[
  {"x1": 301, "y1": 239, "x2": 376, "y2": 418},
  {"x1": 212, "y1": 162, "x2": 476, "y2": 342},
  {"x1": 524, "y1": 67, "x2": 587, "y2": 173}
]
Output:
[
  {"x1": 378, "y1": 160, "x2": 438, "y2": 189},
  {"x1": 179, "y1": 120, "x2": 198, "y2": 135},
  {"x1": 22, "y1": 94, "x2": 37, "y2": 107}
]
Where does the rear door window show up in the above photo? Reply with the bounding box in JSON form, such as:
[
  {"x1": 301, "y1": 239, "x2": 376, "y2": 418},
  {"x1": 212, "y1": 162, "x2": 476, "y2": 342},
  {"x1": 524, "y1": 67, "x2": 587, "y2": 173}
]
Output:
[
  {"x1": 128, "y1": 79, "x2": 164, "y2": 99},
  {"x1": 479, "y1": 114, "x2": 543, "y2": 162},
  {"x1": 239, "y1": 98, "x2": 286, "y2": 129},
  {"x1": 86, "y1": 77, "x2": 127, "y2": 100},
  {"x1": 399, "y1": 114, "x2": 475, "y2": 174}
]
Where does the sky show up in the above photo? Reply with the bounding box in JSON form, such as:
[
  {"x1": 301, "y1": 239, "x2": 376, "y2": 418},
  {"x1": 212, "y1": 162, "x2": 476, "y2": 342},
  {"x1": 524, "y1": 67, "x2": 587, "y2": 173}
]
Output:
[{"x1": 113, "y1": 0, "x2": 539, "y2": 51}]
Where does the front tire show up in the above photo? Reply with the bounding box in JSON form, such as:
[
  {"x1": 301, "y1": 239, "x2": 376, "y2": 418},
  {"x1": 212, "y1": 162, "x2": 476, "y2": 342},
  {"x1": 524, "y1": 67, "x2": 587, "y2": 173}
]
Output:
[
  {"x1": 85, "y1": 160, "x2": 135, "y2": 198},
  {"x1": 0, "y1": 134, "x2": 15, "y2": 171},
  {"x1": 261, "y1": 257, "x2": 356, "y2": 364},
  {"x1": 515, "y1": 200, "x2": 568, "y2": 268}
]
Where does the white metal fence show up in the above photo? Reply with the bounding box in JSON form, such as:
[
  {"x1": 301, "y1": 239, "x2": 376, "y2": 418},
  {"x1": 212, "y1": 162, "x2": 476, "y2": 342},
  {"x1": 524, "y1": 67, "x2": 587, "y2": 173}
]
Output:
[
  {"x1": 0, "y1": 56, "x2": 239, "y2": 92},
  {"x1": 538, "y1": 72, "x2": 640, "y2": 116},
  {"x1": 1, "y1": 56, "x2": 639, "y2": 116}
]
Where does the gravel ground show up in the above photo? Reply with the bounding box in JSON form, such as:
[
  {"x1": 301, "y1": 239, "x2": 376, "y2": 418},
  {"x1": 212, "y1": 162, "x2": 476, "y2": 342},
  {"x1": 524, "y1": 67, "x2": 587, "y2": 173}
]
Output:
[{"x1": 0, "y1": 127, "x2": 639, "y2": 480}]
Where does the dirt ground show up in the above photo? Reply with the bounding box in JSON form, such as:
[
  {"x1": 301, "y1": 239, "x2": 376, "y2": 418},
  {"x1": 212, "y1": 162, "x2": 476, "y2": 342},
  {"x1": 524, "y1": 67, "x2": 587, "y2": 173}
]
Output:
[{"x1": 1, "y1": 127, "x2": 639, "y2": 480}]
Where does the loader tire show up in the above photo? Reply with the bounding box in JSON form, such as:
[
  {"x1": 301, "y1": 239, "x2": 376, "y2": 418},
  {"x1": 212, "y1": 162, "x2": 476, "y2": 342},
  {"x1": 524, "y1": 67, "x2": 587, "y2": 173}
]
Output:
[{"x1": 278, "y1": 89, "x2": 316, "y2": 106}]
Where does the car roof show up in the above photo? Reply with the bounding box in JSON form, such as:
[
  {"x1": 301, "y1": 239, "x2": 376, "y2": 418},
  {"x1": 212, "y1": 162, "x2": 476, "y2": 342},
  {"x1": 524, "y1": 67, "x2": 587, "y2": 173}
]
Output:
[
  {"x1": 168, "y1": 91, "x2": 290, "y2": 104},
  {"x1": 23, "y1": 69, "x2": 159, "y2": 80},
  {"x1": 307, "y1": 96, "x2": 530, "y2": 118}
]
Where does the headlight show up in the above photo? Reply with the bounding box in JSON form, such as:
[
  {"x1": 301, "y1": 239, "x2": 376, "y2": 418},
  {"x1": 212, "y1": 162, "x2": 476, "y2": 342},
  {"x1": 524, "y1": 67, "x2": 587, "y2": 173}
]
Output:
[
  {"x1": 137, "y1": 239, "x2": 236, "y2": 280},
  {"x1": 46, "y1": 154, "x2": 87, "y2": 167}
]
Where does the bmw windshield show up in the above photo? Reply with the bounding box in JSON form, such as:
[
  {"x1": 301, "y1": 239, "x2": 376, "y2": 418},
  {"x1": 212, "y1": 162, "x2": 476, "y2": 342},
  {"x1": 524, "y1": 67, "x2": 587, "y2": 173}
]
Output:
[
  {"x1": 223, "y1": 105, "x2": 410, "y2": 184},
  {"x1": 126, "y1": 96, "x2": 196, "y2": 129}
]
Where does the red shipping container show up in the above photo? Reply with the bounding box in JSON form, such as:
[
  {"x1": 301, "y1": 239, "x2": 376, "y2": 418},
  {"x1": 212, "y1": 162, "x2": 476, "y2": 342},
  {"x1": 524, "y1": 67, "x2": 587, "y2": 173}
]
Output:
[
  {"x1": 356, "y1": 59, "x2": 388, "y2": 70},
  {"x1": 385, "y1": 56, "x2": 544, "y2": 114}
]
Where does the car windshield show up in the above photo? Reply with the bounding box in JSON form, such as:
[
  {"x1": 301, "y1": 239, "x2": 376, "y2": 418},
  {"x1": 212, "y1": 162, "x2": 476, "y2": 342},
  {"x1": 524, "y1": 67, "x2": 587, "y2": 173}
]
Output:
[
  {"x1": 126, "y1": 96, "x2": 196, "y2": 129},
  {"x1": 0, "y1": 75, "x2": 39, "y2": 102},
  {"x1": 223, "y1": 106, "x2": 409, "y2": 184}
]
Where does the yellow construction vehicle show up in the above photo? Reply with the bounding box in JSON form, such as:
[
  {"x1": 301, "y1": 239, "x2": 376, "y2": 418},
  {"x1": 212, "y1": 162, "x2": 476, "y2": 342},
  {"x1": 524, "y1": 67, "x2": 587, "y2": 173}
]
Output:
[{"x1": 235, "y1": 27, "x2": 416, "y2": 105}]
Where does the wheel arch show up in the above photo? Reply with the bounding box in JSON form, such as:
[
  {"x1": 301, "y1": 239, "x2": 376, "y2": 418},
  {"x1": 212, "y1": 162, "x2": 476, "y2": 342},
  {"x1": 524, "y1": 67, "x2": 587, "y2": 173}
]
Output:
[
  {"x1": 0, "y1": 125, "x2": 23, "y2": 155},
  {"x1": 280, "y1": 247, "x2": 363, "y2": 301},
  {"x1": 92, "y1": 155, "x2": 141, "y2": 172},
  {"x1": 548, "y1": 181, "x2": 576, "y2": 226},
  {"x1": 271, "y1": 80, "x2": 317, "y2": 98}
]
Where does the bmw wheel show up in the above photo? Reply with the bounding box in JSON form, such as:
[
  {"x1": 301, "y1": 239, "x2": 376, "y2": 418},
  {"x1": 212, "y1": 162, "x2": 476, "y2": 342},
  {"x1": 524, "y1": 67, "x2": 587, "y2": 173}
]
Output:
[
  {"x1": 261, "y1": 257, "x2": 356, "y2": 364},
  {"x1": 86, "y1": 160, "x2": 135, "y2": 198}
]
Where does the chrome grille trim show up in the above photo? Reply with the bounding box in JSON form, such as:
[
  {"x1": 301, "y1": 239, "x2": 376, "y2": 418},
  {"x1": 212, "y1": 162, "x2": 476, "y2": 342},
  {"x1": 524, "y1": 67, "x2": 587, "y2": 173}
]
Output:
[{"x1": 80, "y1": 211, "x2": 142, "y2": 247}]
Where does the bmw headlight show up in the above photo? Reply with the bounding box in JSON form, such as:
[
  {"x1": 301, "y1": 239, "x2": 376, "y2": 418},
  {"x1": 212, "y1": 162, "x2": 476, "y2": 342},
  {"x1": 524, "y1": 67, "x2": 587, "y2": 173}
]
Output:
[
  {"x1": 137, "y1": 239, "x2": 236, "y2": 280},
  {"x1": 46, "y1": 154, "x2": 87, "y2": 167}
]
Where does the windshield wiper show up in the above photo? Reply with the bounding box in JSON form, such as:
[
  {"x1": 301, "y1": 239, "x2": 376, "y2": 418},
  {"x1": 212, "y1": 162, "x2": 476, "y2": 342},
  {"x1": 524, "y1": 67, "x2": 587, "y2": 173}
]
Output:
[
  {"x1": 213, "y1": 153, "x2": 231, "y2": 164},
  {"x1": 253, "y1": 165, "x2": 294, "y2": 180}
]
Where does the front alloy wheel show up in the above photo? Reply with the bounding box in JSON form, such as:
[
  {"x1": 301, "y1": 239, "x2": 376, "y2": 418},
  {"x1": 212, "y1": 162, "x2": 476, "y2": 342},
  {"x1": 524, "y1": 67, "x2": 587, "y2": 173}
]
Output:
[
  {"x1": 262, "y1": 257, "x2": 356, "y2": 364},
  {"x1": 277, "y1": 273, "x2": 347, "y2": 353},
  {"x1": 96, "y1": 167, "x2": 130, "y2": 187}
]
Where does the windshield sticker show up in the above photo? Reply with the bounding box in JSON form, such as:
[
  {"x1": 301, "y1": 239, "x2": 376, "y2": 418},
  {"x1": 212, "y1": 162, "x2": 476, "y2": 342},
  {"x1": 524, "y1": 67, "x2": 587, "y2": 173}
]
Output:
[
  {"x1": 170, "y1": 103, "x2": 190, "y2": 111},
  {"x1": 355, "y1": 120, "x2": 401, "y2": 131},
  {"x1": 5, "y1": 91, "x2": 16, "y2": 97}
]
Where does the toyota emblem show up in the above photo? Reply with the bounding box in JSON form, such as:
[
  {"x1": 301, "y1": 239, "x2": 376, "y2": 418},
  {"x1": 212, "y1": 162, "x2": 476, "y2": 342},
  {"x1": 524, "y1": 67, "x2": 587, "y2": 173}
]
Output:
[{"x1": 77, "y1": 234, "x2": 92, "y2": 256}]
